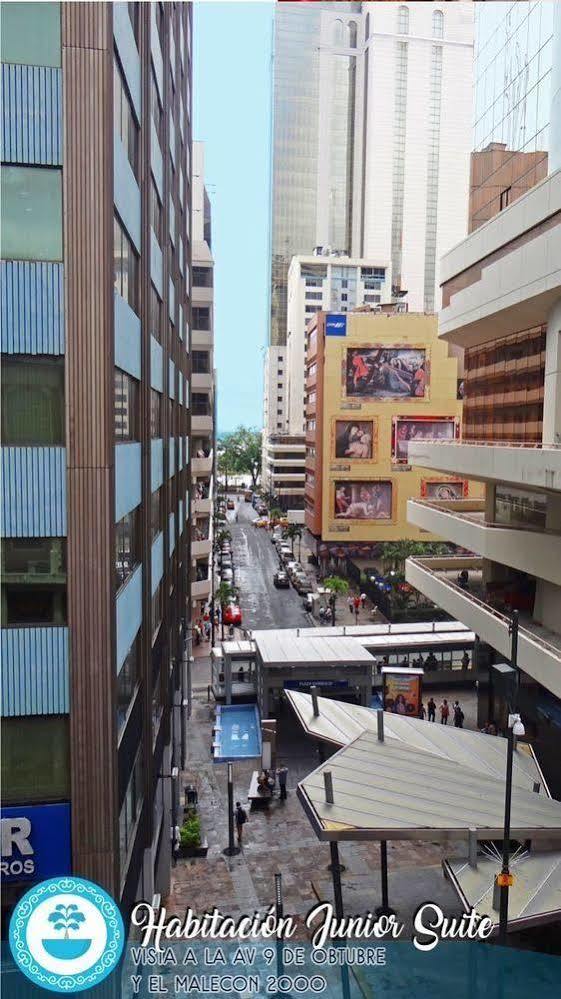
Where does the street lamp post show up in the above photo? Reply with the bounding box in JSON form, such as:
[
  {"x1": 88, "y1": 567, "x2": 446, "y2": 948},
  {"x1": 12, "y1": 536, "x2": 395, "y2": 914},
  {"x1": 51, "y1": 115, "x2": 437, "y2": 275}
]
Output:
[{"x1": 494, "y1": 610, "x2": 522, "y2": 946}]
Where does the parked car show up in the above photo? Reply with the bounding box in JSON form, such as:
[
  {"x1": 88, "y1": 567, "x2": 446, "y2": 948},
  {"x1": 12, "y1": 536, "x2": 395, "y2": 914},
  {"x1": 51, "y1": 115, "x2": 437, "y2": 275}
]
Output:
[
  {"x1": 273, "y1": 571, "x2": 290, "y2": 589},
  {"x1": 303, "y1": 593, "x2": 314, "y2": 612},
  {"x1": 220, "y1": 558, "x2": 232, "y2": 571},
  {"x1": 227, "y1": 499, "x2": 235, "y2": 510},
  {"x1": 221, "y1": 568, "x2": 233, "y2": 582},
  {"x1": 294, "y1": 575, "x2": 312, "y2": 594},
  {"x1": 244, "y1": 491, "x2": 253, "y2": 502},
  {"x1": 223, "y1": 603, "x2": 242, "y2": 626},
  {"x1": 257, "y1": 505, "x2": 268, "y2": 517}
]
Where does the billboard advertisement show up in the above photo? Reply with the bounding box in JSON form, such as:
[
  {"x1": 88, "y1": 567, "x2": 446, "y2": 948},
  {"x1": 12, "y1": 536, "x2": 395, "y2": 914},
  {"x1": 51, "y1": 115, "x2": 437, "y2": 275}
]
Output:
[
  {"x1": 382, "y1": 670, "x2": 422, "y2": 718},
  {"x1": 326, "y1": 313, "x2": 347, "y2": 337},
  {"x1": 1, "y1": 802, "x2": 71, "y2": 884},
  {"x1": 333, "y1": 419, "x2": 376, "y2": 461},
  {"x1": 345, "y1": 345, "x2": 429, "y2": 399},
  {"x1": 392, "y1": 415, "x2": 459, "y2": 464},
  {"x1": 334, "y1": 480, "x2": 393, "y2": 521}
]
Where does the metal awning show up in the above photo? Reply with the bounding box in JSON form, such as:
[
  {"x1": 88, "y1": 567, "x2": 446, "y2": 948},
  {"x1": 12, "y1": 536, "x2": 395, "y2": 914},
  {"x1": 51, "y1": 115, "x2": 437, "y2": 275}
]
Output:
[
  {"x1": 286, "y1": 689, "x2": 549, "y2": 795},
  {"x1": 443, "y1": 847, "x2": 561, "y2": 931},
  {"x1": 297, "y1": 729, "x2": 561, "y2": 842},
  {"x1": 253, "y1": 631, "x2": 374, "y2": 669}
]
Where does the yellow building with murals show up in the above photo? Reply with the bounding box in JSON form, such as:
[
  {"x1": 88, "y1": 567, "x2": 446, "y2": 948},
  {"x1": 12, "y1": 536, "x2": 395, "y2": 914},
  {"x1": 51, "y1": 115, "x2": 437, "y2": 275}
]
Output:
[{"x1": 310, "y1": 310, "x2": 478, "y2": 545}]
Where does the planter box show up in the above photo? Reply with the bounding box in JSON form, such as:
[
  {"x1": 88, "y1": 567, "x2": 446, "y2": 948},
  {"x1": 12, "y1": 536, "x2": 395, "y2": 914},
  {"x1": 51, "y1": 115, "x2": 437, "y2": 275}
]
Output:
[{"x1": 176, "y1": 836, "x2": 208, "y2": 859}]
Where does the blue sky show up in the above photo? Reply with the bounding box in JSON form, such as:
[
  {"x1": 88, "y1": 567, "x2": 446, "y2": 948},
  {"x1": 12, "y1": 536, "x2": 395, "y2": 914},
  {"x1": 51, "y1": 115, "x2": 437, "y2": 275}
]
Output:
[{"x1": 193, "y1": 1, "x2": 273, "y2": 435}]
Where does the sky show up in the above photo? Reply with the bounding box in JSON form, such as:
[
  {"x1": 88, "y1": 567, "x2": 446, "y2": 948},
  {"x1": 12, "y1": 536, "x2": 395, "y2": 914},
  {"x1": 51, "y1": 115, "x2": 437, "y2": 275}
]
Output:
[{"x1": 193, "y1": 1, "x2": 274, "y2": 435}]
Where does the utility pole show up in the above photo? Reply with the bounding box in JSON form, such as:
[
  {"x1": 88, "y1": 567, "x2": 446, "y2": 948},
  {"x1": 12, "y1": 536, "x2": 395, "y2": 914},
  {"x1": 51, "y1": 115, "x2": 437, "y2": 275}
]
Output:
[{"x1": 497, "y1": 610, "x2": 519, "y2": 946}]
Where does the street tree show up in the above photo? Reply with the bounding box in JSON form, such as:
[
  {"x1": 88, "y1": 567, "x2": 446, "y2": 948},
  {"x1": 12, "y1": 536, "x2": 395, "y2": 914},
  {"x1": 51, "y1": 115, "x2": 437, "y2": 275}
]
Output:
[
  {"x1": 324, "y1": 575, "x2": 349, "y2": 627},
  {"x1": 215, "y1": 581, "x2": 238, "y2": 641},
  {"x1": 214, "y1": 527, "x2": 232, "y2": 553},
  {"x1": 284, "y1": 523, "x2": 302, "y2": 559},
  {"x1": 218, "y1": 427, "x2": 262, "y2": 491}
]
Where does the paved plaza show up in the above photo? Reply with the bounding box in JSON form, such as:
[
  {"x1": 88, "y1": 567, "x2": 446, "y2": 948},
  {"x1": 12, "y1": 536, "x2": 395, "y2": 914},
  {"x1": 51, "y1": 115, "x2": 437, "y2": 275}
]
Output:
[{"x1": 166, "y1": 655, "x2": 471, "y2": 940}]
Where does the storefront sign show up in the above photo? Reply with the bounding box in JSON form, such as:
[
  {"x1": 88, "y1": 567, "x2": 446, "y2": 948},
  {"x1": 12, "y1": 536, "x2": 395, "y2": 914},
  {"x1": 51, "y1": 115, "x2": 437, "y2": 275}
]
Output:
[
  {"x1": 326, "y1": 313, "x2": 347, "y2": 337},
  {"x1": 1, "y1": 803, "x2": 71, "y2": 883},
  {"x1": 284, "y1": 679, "x2": 349, "y2": 690},
  {"x1": 382, "y1": 669, "x2": 423, "y2": 718}
]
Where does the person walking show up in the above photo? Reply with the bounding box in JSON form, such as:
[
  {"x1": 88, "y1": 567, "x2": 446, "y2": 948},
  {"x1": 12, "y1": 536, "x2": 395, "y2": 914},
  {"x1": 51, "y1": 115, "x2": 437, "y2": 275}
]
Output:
[
  {"x1": 427, "y1": 697, "x2": 436, "y2": 723},
  {"x1": 418, "y1": 702, "x2": 426, "y2": 720},
  {"x1": 235, "y1": 801, "x2": 248, "y2": 847},
  {"x1": 360, "y1": 592, "x2": 367, "y2": 609},
  {"x1": 277, "y1": 764, "x2": 288, "y2": 801},
  {"x1": 440, "y1": 699, "x2": 450, "y2": 725},
  {"x1": 453, "y1": 700, "x2": 464, "y2": 728},
  {"x1": 347, "y1": 596, "x2": 354, "y2": 616}
]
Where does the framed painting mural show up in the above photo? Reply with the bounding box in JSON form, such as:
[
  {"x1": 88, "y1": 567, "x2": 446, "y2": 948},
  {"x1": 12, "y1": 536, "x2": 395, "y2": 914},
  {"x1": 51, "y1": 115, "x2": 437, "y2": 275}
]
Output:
[
  {"x1": 421, "y1": 478, "x2": 468, "y2": 499},
  {"x1": 333, "y1": 479, "x2": 394, "y2": 523},
  {"x1": 344, "y1": 345, "x2": 430, "y2": 400},
  {"x1": 391, "y1": 415, "x2": 459, "y2": 465},
  {"x1": 332, "y1": 419, "x2": 376, "y2": 462}
]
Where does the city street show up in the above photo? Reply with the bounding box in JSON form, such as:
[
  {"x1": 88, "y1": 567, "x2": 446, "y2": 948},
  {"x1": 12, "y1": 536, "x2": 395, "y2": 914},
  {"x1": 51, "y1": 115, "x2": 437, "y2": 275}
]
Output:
[{"x1": 225, "y1": 497, "x2": 309, "y2": 632}]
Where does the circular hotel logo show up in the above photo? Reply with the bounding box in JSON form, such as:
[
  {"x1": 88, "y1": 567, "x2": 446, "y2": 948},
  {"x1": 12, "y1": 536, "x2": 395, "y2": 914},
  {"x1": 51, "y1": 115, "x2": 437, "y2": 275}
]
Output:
[{"x1": 9, "y1": 876, "x2": 125, "y2": 993}]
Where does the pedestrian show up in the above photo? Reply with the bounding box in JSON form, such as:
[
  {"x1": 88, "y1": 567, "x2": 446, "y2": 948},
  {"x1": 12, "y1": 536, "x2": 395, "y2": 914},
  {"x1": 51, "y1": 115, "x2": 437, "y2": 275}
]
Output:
[
  {"x1": 461, "y1": 651, "x2": 470, "y2": 669},
  {"x1": 353, "y1": 595, "x2": 361, "y2": 616},
  {"x1": 234, "y1": 801, "x2": 248, "y2": 847},
  {"x1": 453, "y1": 700, "x2": 464, "y2": 728},
  {"x1": 440, "y1": 699, "x2": 449, "y2": 725},
  {"x1": 418, "y1": 702, "x2": 426, "y2": 720},
  {"x1": 228, "y1": 623, "x2": 235, "y2": 639},
  {"x1": 400, "y1": 656, "x2": 408, "y2": 669},
  {"x1": 348, "y1": 596, "x2": 354, "y2": 615},
  {"x1": 360, "y1": 592, "x2": 367, "y2": 609},
  {"x1": 277, "y1": 764, "x2": 288, "y2": 801},
  {"x1": 427, "y1": 697, "x2": 436, "y2": 723}
]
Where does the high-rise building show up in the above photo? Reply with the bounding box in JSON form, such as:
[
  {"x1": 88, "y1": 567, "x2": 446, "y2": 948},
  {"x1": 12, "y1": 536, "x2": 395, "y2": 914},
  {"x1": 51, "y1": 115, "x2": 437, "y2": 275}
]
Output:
[
  {"x1": 405, "y1": 3, "x2": 561, "y2": 795},
  {"x1": 191, "y1": 143, "x2": 215, "y2": 618},
  {"x1": 264, "y1": 3, "x2": 475, "y2": 488},
  {"x1": 1, "y1": 2, "x2": 193, "y2": 927}
]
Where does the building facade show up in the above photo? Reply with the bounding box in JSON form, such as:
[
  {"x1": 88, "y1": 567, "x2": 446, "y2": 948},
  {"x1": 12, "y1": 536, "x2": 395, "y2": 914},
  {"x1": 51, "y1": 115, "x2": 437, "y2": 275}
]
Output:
[
  {"x1": 191, "y1": 142, "x2": 215, "y2": 616},
  {"x1": 304, "y1": 309, "x2": 467, "y2": 552},
  {"x1": 1, "y1": 1, "x2": 193, "y2": 928}
]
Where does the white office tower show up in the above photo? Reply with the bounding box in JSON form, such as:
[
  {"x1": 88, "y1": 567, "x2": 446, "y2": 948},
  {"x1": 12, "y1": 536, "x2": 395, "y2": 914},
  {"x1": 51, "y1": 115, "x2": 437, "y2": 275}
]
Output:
[
  {"x1": 361, "y1": 2, "x2": 474, "y2": 312},
  {"x1": 286, "y1": 251, "x2": 392, "y2": 435}
]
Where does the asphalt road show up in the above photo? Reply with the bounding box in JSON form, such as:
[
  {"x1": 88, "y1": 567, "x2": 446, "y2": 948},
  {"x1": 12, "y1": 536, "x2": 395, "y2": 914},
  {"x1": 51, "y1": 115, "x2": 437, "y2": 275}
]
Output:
[{"x1": 225, "y1": 496, "x2": 308, "y2": 632}]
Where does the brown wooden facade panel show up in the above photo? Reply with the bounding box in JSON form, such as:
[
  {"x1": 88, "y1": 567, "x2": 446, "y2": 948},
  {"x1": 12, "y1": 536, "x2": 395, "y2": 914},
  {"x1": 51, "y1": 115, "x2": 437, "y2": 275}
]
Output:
[{"x1": 63, "y1": 10, "x2": 117, "y2": 895}]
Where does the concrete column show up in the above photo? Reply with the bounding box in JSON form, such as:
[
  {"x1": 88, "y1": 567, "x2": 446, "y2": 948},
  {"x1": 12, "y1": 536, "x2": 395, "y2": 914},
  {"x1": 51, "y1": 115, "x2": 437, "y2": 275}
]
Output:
[
  {"x1": 542, "y1": 298, "x2": 561, "y2": 445},
  {"x1": 224, "y1": 652, "x2": 232, "y2": 706}
]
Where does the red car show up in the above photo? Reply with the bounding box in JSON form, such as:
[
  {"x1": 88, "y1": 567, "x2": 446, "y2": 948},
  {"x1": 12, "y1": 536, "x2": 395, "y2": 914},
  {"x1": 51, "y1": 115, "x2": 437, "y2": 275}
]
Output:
[{"x1": 223, "y1": 603, "x2": 242, "y2": 626}]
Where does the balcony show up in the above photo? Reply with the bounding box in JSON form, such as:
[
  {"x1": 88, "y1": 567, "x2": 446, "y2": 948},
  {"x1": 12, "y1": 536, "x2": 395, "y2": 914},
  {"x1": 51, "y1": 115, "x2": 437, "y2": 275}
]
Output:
[
  {"x1": 405, "y1": 556, "x2": 561, "y2": 699},
  {"x1": 191, "y1": 577, "x2": 211, "y2": 601},
  {"x1": 192, "y1": 451, "x2": 213, "y2": 475},
  {"x1": 192, "y1": 329, "x2": 213, "y2": 348},
  {"x1": 192, "y1": 372, "x2": 213, "y2": 392},
  {"x1": 407, "y1": 498, "x2": 561, "y2": 587},
  {"x1": 193, "y1": 495, "x2": 211, "y2": 515},
  {"x1": 191, "y1": 538, "x2": 212, "y2": 558},
  {"x1": 191, "y1": 414, "x2": 213, "y2": 434},
  {"x1": 408, "y1": 439, "x2": 561, "y2": 493}
]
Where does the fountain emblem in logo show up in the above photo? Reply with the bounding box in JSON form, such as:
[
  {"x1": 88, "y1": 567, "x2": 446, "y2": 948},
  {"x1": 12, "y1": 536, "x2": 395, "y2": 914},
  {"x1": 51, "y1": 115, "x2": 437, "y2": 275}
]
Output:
[{"x1": 9, "y1": 876, "x2": 125, "y2": 993}]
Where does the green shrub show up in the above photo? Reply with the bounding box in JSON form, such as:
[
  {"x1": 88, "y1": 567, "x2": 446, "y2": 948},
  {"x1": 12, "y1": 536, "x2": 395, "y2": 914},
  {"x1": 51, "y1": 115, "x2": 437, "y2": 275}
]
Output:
[{"x1": 180, "y1": 815, "x2": 201, "y2": 848}]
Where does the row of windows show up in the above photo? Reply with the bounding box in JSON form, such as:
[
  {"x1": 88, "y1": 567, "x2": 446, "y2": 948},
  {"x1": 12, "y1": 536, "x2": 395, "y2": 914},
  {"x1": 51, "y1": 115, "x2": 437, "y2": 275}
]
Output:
[
  {"x1": 114, "y1": 55, "x2": 139, "y2": 177},
  {"x1": 396, "y1": 7, "x2": 443, "y2": 38}
]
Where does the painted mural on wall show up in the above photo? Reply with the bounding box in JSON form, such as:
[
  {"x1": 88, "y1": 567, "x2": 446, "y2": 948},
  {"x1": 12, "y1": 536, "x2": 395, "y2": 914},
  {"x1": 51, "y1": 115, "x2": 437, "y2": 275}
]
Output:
[
  {"x1": 422, "y1": 478, "x2": 468, "y2": 500},
  {"x1": 344, "y1": 346, "x2": 429, "y2": 400},
  {"x1": 391, "y1": 415, "x2": 459, "y2": 464},
  {"x1": 333, "y1": 419, "x2": 376, "y2": 461},
  {"x1": 334, "y1": 480, "x2": 393, "y2": 521}
]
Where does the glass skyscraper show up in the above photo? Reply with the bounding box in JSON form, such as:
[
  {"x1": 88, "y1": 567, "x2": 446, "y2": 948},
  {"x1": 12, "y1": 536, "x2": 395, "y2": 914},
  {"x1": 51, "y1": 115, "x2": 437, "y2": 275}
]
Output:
[{"x1": 269, "y1": 2, "x2": 360, "y2": 347}]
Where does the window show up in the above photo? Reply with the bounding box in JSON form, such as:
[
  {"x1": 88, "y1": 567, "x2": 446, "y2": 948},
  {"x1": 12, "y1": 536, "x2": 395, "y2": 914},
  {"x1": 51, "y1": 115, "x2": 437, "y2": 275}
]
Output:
[
  {"x1": 397, "y1": 6, "x2": 409, "y2": 34},
  {"x1": 150, "y1": 285, "x2": 163, "y2": 343},
  {"x1": 119, "y1": 748, "x2": 143, "y2": 865},
  {"x1": 347, "y1": 21, "x2": 357, "y2": 48},
  {"x1": 1, "y1": 2, "x2": 61, "y2": 67},
  {"x1": 114, "y1": 57, "x2": 139, "y2": 177},
  {"x1": 192, "y1": 266, "x2": 213, "y2": 287},
  {"x1": 114, "y1": 216, "x2": 139, "y2": 311},
  {"x1": 151, "y1": 67, "x2": 163, "y2": 146},
  {"x1": 117, "y1": 635, "x2": 140, "y2": 734},
  {"x1": 195, "y1": 560, "x2": 208, "y2": 582},
  {"x1": 114, "y1": 368, "x2": 139, "y2": 440},
  {"x1": 2, "y1": 538, "x2": 67, "y2": 628},
  {"x1": 1, "y1": 167, "x2": 62, "y2": 261},
  {"x1": 151, "y1": 489, "x2": 162, "y2": 540},
  {"x1": 432, "y1": 10, "x2": 444, "y2": 39},
  {"x1": 154, "y1": 2, "x2": 164, "y2": 47},
  {"x1": 115, "y1": 506, "x2": 141, "y2": 591},
  {"x1": 192, "y1": 392, "x2": 210, "y2": 416},
  {"x1": 2, "y1": 356, "x2": 64, "y2": 445},
  {"x1": 192, "y1": 350, "x2": 210, "y2": 374},
  {"x1": 150, "y1": 178, "x2": 163, "y2": 244},
  {"x1": 150, "y1": 389, "x2": 162, "y2": 438},
  {"x1": 152, "y1": 668, "x2": 163, "y2": 740},
  {"x1": 192, "y1": 306, "x2": 210, "y2": 330},
  {"x1": 305, "y1": 292, "x2": 323, "y2": 301},
  {"x1": 151, "y1": 582, "x2": 163, "y2": 640},
  {"x1": 128, "y1": 2, "x2": 139, "y2": 42},
  {"x1": 500, "y1": 187, "x2": 512, "y2": 211},
  {"x1": 1, "y1": 717, "x2": 70, "y2": 804}
]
